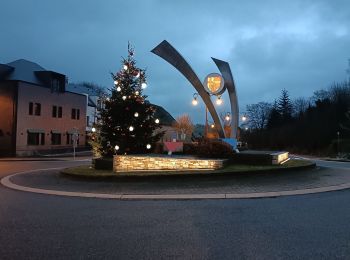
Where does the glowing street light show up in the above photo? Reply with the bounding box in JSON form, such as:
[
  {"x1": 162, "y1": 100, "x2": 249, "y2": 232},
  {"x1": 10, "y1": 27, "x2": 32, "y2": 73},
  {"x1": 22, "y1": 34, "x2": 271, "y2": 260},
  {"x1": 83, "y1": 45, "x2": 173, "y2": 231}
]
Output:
[
  {"x1": 225, "y1": 112, "x2": 231, "y2": 121},
  {"x1": 216, "y1": 95, "x2": 223, "y2": 105},
  {"x1": 192, "y1": 93, "x2": 198, "y2": 106}
]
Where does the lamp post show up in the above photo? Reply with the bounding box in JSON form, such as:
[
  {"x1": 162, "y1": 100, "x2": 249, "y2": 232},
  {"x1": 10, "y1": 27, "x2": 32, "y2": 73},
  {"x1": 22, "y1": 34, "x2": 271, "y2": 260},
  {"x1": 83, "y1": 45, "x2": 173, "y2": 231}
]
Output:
[
  {"x1": 337, "y1": 131, "x2": 340, "y2": 158},
  {"x1": 192, "y1": 92, "x2": 222, "y2": 138}
]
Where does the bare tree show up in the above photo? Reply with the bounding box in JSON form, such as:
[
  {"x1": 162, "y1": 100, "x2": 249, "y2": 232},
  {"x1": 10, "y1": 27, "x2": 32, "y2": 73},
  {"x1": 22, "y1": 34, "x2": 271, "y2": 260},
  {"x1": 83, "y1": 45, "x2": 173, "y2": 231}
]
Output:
[
  {"x1": 246, "y1": 102, "x2": 272, "y2": 130},
  {"x1": 293, "y1": 97, "x2": 309, "y2": 116},
  {"x1": 173, "y1": 114, "x2": 194, "y2": 141}
]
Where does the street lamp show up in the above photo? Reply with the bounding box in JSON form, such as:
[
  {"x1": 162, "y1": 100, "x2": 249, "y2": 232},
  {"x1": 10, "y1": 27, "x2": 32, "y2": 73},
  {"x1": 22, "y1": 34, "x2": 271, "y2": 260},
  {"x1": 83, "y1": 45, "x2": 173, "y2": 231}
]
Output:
[
  {"x1": 215, "y1": 95, "x2": 223, "y2": 105},
  {"x1": 337, "y1": 131, "x2": 340, "y2": 158},
  {"x1": 192, "y1": 93, "x2": 198, "y2": 106},
  {"x1": 225, "y1": 112, "x2": 231, "y2": 122}
]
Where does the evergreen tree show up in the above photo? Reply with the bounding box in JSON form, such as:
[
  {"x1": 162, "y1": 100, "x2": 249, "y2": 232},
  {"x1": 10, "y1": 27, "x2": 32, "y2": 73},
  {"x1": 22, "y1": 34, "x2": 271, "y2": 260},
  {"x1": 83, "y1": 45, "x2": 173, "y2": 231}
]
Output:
[
  {"x1": 267, "y1": 100, "x2": 281, "y2": 129},
  {"x1": 277, "y1": 89, "x2": 293, "y2": 122},
  {"x1": 94, "y1": 43, "x2": 163, "y2": 156}
]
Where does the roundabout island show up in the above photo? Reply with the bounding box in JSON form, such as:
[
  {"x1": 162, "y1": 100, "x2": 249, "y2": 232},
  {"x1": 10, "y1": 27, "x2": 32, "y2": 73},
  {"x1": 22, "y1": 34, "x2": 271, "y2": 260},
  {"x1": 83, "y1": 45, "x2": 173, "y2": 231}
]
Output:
[{"x1": 5, "y1": 157, "x2": 350, "y2": 200}]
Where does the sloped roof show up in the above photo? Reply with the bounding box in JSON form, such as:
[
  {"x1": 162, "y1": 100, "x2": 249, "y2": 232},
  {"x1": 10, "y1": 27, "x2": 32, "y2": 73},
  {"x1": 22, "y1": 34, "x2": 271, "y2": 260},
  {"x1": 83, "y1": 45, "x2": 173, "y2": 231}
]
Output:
[
  {"x1": 67, "y1": 83, "x2": 101, "y2": 96},
  {"x1": 88, "y1": 96, "x2": 96, "y2": 107},
  {"x1": 152, "y1": 104, "x2": 176, "y2": 126},
  {"x1": 3, "y1": 59, "x2": 46, "y2": 84}
]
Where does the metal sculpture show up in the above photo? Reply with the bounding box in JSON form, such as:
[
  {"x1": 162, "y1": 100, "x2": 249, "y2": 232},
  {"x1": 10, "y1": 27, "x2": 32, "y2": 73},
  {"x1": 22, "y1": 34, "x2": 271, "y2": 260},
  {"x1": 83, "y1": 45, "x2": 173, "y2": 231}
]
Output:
[
  {"x1": 212, "y1": 58, "x2": 239, "y2": 139},
  {"x1": 151, "y1": 40, "x2": 238, "y2": 139}
]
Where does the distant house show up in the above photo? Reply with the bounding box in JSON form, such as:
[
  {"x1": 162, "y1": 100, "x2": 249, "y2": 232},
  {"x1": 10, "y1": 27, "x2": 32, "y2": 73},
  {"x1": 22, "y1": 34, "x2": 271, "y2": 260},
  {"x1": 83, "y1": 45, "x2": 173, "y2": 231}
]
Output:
[
  {"x1": 66, "y1": 83, "x2": 102, "y2": 133},
  {"x1": 0, "y1": 59, "x2": 87, "y2": 156},
  {"x1": 152, "y1": 104, "x2": 177, "y2": 142}
]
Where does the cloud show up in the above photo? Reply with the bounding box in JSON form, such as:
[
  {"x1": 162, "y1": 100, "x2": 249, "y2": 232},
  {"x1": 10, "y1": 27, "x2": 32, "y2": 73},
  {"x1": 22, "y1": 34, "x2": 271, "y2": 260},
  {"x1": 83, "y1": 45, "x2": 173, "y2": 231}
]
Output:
[{"x1": 1, "y1": 0, "x2": 350, "y2": 123}]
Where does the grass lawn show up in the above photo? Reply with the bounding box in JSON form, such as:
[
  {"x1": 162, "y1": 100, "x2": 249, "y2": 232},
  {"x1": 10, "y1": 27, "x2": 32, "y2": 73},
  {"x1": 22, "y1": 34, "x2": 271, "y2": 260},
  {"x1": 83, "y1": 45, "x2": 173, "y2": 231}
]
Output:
[{"x1": 61, "y1": 159, "x2": 315, "y2": 178}]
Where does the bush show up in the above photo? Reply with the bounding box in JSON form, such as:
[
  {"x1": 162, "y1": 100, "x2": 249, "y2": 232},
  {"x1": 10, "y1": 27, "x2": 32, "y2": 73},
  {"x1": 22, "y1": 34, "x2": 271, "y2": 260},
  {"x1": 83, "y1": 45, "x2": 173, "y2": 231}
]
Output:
[
  {"x1": 183, "y1": 142, "x2": 198, "y2": 155},
  {"x1": 153, "y1": 142, "x2": 164, "y2": 154},
  {"x1": 93, "y1": 157, "x2": 113, "y2": 170},
  {"x1": 197, "y1": 139, "x2": 235, "y2": 159},
  {"x1": 231, "y1": 153, "x2": 272, "y2": 165}
]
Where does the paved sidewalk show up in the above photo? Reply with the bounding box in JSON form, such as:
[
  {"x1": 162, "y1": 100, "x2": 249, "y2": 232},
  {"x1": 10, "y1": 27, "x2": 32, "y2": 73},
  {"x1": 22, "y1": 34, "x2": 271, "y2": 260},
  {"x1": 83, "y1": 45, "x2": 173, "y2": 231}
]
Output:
[
  {"x1": 5, "y1": 165, "x2": 350, "y2": 198},
  {"x1": 0, "y1": 156, "x2": 92, "y2": 162}
]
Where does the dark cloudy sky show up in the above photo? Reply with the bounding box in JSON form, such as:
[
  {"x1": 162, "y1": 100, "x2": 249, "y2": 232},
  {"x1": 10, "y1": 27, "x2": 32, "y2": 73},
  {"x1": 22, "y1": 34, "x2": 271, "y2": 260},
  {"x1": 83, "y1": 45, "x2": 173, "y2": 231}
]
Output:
[{"x1": 1, "y1": 0, "x2": 350, "y2": 123}]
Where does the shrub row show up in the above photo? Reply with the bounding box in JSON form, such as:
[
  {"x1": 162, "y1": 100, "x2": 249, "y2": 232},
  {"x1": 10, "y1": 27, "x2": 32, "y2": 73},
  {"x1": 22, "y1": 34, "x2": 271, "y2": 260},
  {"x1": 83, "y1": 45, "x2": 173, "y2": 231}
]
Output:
[
  {"x1": 93, "y1": 157, "x2": 113, "y2": 170},
  {"x1": 183, "y1": 139, "x2": 235, "y2": 159}
]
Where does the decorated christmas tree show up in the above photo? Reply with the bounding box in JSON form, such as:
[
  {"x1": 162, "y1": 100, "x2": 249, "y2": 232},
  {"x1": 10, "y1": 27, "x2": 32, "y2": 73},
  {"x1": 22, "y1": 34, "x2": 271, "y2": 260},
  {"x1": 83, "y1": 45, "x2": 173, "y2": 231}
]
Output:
[{"x1": 93, "y1": 43, "x2": 163, "y2": 156}]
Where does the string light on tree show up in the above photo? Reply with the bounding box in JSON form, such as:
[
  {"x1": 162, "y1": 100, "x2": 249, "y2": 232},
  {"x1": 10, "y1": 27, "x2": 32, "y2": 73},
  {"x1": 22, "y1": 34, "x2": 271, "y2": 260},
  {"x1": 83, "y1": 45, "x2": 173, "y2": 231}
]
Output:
[
  {"x1": 146, "y1": 144, "x2": 151, "y2": 149},
  {"x1": 92, "y1": 42, "x2": 163, "y2": 156},
  {"x1": 115, "y1": 145, "x2": 119, "y2": 151}
]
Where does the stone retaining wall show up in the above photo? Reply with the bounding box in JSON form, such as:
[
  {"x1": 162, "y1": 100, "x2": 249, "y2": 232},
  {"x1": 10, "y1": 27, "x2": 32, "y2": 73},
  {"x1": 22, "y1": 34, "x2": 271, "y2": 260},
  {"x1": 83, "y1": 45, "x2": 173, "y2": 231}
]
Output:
[{"x1": 114, "y1": 155, "x2": 225, "y2": 172}]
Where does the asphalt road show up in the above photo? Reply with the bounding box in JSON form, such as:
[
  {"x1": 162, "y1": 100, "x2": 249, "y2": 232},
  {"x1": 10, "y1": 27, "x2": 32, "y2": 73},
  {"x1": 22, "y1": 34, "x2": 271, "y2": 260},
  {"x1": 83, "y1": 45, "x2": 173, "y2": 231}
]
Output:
[{"x1": 1, "y1": 158, "x2": 350, "y2": 259}]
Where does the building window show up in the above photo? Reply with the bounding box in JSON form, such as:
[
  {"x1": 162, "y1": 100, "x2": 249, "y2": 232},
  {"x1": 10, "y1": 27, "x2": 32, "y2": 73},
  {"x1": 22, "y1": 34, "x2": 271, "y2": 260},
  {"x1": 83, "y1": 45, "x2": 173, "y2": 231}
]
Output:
[
  {"x1": 52, "y1": 106, "x2": 62, "y2": 118},
  {"x1": 52, "y1": 106, "x2": 57, "y2": 117},
  {"x1": 66, "y1": 134, "x2": 72, "y2": 145},
  {"x1": 29, "y1": 102, "x2": 33, "y2": 115},
  {"x1": 27, "y1": 132, "x2": 45, "y2": 145},
  {"x1": 51, "y1": 79, "x2": 60, "y2": 93},
  {"x1": 34, "y1": 103, "x2": 41, "y2": 116},
  {"x1": 51, "y1": 133, "x2": 61, "y2": 145},
  {"x1": 71, "y1": 109, "x2": 76, "y2": 119},
  {"x1": 71, "y1": 108, "x2": 80, "y2": 120},
  {"x1": 58, "y1": 106, "x2": 62, "y2": 118}
]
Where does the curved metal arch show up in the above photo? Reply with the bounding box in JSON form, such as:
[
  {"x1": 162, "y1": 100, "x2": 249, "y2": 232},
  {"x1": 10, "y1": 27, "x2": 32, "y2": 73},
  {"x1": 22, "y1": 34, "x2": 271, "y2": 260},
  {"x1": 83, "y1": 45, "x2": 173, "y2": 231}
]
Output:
[
  {"x1": 151, "y1": 40, "x2": 225, "y2": 138},
  {"x1": 212, "y1": 57, "x2": 239, "y2": 139},
  {"x1": 212, "y1": 58, "x2": 239, "y2": 139}
]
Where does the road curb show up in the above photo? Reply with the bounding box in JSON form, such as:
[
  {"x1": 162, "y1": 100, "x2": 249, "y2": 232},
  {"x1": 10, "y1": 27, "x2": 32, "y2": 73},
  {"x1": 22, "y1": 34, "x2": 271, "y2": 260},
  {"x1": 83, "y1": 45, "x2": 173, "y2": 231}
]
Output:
[{"x1": 2, "y1": 168, "x2": 350, "y2": 200}]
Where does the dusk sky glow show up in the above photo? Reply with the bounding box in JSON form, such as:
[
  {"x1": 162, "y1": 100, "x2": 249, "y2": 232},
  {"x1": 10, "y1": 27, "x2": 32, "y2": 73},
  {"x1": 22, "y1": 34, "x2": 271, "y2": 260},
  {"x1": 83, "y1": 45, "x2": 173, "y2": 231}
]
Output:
[{"x1": 1, "y1": 0, "x2": 350, "y2": 123}]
